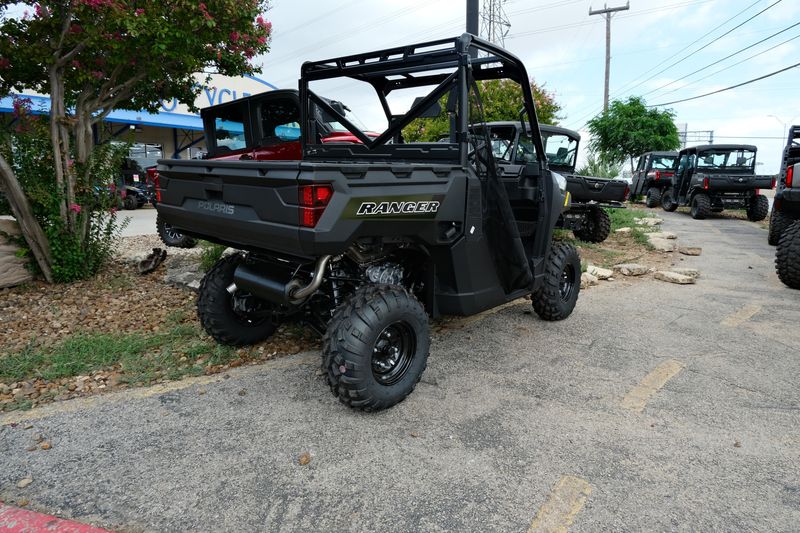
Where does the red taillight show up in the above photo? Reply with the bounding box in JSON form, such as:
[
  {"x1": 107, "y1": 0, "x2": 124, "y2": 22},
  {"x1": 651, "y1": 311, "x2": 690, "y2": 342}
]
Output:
[
  {"x1": 624, "y1": 184, "x2": 630, "y2": 201},
  {"x1": 771, "y1": 177, "x2": 776, "y2": 189},
  {"x1": 755, "y1": 188, "x2": 760, "y2": 196},
  {"x1": 703, "y1": 177, "x2": 709, "y2": 190},
  {"x1": 787, "y1": 166, "x2": 794, "y2": 188},
  {"x1": 654, "y1": 170, "x2": 661, "y2": 181},
  {"x1": 298, "y1": 184, "x2": 333, "y2": 228}
]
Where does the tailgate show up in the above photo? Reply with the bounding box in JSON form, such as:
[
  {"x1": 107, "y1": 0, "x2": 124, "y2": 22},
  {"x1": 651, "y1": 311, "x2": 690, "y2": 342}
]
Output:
[
  {"x1": 156, "y1": 159, "x2": 304, "y2": 253},
  {"x1": 566, "y1": 175, "x2": 628, "y2": 202},
  {"x1": 699, "y1": 173, "x2": 774, "y2": 191}
]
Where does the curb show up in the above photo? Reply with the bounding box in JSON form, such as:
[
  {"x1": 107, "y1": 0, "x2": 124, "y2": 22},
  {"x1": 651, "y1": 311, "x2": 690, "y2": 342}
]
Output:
[{"x1": 0, "y1": 503, "x2": 112, "y2": 532}]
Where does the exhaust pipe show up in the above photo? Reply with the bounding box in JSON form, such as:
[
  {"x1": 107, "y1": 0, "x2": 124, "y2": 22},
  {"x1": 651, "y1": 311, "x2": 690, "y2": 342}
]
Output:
[{"x1": 229, "y1": 255, "x2": 332, "y2": 305}]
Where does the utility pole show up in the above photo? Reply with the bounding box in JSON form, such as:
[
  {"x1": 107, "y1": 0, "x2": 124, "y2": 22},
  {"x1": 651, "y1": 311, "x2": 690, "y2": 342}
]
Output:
[
  {"x1": 467, "y1": 0, "x2": 479, "y2": 57},
  {"x1": 589, "y1": 2, "x2": 629, "y2": 112}
]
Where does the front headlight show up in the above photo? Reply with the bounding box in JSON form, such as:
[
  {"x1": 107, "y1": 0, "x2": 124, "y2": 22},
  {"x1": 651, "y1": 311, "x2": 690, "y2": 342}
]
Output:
[{"x1": 552, "y1": 171, "x2": 567, "y2": 194}]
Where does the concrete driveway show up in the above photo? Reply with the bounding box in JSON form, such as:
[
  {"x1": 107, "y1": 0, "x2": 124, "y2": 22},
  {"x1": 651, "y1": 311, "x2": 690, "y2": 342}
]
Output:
[
  {"x1": 119, "y1": 207, "x2": 157, "y2": 237},
  {"x1": 2, "y1": 209, "x2": 799, "y2": 532}
]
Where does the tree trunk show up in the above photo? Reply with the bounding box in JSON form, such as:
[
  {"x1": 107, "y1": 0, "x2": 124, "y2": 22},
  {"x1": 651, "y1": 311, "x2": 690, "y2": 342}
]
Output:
[
  {"x1": 49, "y1": 68, "x2": 77, "y2": 231},
  {"x1": 0, "y1": 154, "x2": 54, "y2": 283}
]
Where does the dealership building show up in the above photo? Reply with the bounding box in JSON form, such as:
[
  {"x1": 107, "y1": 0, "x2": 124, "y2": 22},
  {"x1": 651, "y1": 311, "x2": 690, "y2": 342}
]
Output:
[{"x1": 0, "y1": 73, "x2": 277, "y2": 167}]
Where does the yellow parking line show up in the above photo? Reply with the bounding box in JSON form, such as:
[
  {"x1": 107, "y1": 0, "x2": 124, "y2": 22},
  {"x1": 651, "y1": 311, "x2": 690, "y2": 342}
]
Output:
[
  {"x1": 529, "y1": 475, "x2": 592, "y2": 533},
  {"x1": 720, "y1": 304, "x2": 762, "y2": 328},
  {"x1": 621, "y1": 359, "x2": 685, "y2": 413}
]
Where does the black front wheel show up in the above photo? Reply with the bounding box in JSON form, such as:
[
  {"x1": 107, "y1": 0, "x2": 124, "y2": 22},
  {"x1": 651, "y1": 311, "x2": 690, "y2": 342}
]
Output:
[
  {"x1": 573, "y1": 208, "x2": 611, "y2": 243},
  {"x1": 197, "y1": 253, "x2": 278, "y2": 346},
  {"x1": 661, "y1": 188, "x2": 678, "y2": 212},
  {"x1": 123, "y1": 195, "x2": 138, "y2": 210},
  {"x1": 532, "y1": 242, "x2": 581, "y2": 321},
  {"x1": 323, "y1": 285, "x2": 430, "y2": 411}
]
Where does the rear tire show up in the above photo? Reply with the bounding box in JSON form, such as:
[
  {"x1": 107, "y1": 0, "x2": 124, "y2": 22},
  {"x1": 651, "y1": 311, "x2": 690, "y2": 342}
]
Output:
[
  {"x1": 690, "y1": 194, "x2": 711, "y2": 219},
  {"x1": 197, "y1": 253, "x2": 278, "y2": 346},
  {"x1": 661, "y1": 188, "x2": 678, "y2": 212},
  {"x1": 123, "y1": 195, "x2": 137, "y2": 210},
  {"x1": 323, "y1": 285, "x2": 430, "y2": 411},
  {"x1": 645, "y1": 187, "x2": 661, "y2": 208},
  {"x1": 157, "y1": 213, "x2": 197, "y2": 248},
  {"x1": 776, "y1": 221, "x2": 800, "y2": 289},
  {"x1": 768, "y1": 209, "x2": 793, "y2": 245},
  {"x1": 532, "y1": 242, "x2": 581, "y2": 321},
  {"x1": 747, "y1": 194, "x2": 769, "y2": 222},
  {"x1": 573, "y1": 208, "x2": 611, "y2": 243}
]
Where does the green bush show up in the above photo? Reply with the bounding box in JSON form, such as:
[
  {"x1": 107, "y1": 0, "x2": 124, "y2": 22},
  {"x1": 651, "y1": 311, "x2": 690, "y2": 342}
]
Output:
[{"x1": 199, "y1": 241, "x2": 228, "y2": 272}]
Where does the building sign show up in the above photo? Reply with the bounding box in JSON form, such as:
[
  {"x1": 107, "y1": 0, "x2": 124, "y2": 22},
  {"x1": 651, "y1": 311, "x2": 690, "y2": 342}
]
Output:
[{"x1": 158, "y1": 73, "x2": 276, "y2": 116}]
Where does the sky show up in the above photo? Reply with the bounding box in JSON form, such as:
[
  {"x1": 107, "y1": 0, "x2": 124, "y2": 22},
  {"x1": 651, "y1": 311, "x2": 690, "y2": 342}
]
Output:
[{"x1": 258, "y1": 0, "x2": 800, "y2": 173}]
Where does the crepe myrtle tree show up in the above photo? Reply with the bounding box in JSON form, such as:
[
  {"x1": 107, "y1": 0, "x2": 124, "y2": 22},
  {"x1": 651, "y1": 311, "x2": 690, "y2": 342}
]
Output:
[
  {"x1": 0, "y1": 0, "x2": 272, "y2": 281},
  {"x1": 587, "y1": 96, "x2": 680, "y2": 174}
]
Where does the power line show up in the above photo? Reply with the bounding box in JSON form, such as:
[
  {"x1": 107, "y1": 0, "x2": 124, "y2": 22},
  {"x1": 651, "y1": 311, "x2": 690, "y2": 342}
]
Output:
[
  {"x1": 649, "y1": 60, "x2": 800, "y2": 106},
  {"x1": 641, "y1": 19, "x2": 800, "y2": 97},
  {"x1": 656, "y1": 30, "x2": 800, "y2": 97}
]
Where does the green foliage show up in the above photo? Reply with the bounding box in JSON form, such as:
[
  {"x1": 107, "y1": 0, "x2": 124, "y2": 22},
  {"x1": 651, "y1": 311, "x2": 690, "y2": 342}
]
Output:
[
  {"x1": 576, "y1": 154, "x2": 621, "y2": 179},
  {"x1": 0, "y1": 1, "x2": 272, "y2": 115},
  {"x1": 403, "y1": 79, "x2": 563, "y2": 142},
  {"x1": 1, "y1": 106, "x2": 128, "y2": 282},
  {"x1": 200, "y1": 241, "x2": 228, "y2": 272},
  {"x1": 587, "y1": 96, "x2": 680, "y2": 170},
  {"x1": 607, "y1": 207, "x2": 657, "y2": 250}
]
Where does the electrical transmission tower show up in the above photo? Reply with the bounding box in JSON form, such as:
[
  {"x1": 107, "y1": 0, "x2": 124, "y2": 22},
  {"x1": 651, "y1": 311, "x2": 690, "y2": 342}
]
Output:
[{"x1": 480, "y1": 0, "x2": 511, "y2": 47}]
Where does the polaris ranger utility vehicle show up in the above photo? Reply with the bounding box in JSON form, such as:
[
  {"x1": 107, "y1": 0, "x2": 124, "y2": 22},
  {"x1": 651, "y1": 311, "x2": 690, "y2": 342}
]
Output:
[
  {"x1": 630, "y1": 151, "x2": 679, "y2": 207},
  {"x1": 156, "y1": 34, "x2": 580, "y2": 411},
  {"x1": 478, "y1": 122, "x2": 628, "y2": 243},
  {"x1": 152, "y1": 89, "x2": 370, "y2": 248},
  {"x1": 661, "y1": 144, "x2": 773, "y2": 220},
  {"x1": 769, "y1": 125, "x2": 800, "y2": 246}
]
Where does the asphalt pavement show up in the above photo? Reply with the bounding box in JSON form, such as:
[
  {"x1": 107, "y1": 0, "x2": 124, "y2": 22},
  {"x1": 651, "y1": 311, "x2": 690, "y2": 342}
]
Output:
[
  {"x1": 2, "y1": 208, "x2": 799, "y2": 532},
  {"x1": 119, "y1": 207, "x2": 158, "y2": 237}
]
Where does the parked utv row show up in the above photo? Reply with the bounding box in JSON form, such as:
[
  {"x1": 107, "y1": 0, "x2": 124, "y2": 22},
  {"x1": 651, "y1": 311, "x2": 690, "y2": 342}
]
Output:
[
  {"x1": 770, "y1": 127, "x2": 800, "y2": 289},
  {"x1": 155, "y1": 35, "x2": 583, "y2": 411}
]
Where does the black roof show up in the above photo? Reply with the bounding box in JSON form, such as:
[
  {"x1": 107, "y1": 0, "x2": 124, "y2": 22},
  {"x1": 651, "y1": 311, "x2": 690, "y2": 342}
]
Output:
[
  {"x1": 681, "y1": 144, "x2": 757, "y2": 153},
  {"x1": 643, "y1": 151, "x2": 678, "y2": 157},
  {"x1": 482, "y1": 121, "x2": 580, "y2": 141}
]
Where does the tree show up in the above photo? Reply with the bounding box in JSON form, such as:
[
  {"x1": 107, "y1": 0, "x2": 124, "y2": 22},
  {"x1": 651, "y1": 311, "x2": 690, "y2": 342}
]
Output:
[
  {"x1": 576, "y1": 154, "x2": 621, "y2": 179},
  {"x1": 0, "y1": 1, "x2": 272, "y2": 281},
  {"x1": 586, "y1": 96, "x2": 680, "y2": 173},
  {"x1": 403, "y1": 79, "x2": 563, "y2": 142}
]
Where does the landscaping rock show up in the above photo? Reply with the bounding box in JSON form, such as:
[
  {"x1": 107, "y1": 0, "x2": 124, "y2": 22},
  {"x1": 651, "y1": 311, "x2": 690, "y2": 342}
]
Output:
[
  {"x1": 648, "y1": 231, "x2": 677, "y2": 240},
  {"x1": 613, "y1": 263, "x2": 649, "y2": 276},
  {"x1": 648, "y1": 235, "x2": 676, "y2": 252},
  {"x1": 634, "y1": 217, "x2": 663, "y2": 226},
  {"x1": 615, "y1": 227, "x2": 632, "y2": 234},
  {"x1": 587, "y1": 265, "x2": 613, "y2": 280},
  {"x1": 654, "y1": 271, "x2": 696, "y2": 285},
  {"x1": 679, "y1": 246, "x2": 702, "y2": 256},
  {"x1": 581, "y1": 273, "x2": 599, "y2": 288},
  {"x1": 164, "y1": 264, "x2": 203, "y2": 291},
  {"x1": 671, "y1": 268, "x2": 700, "y2": 279}
]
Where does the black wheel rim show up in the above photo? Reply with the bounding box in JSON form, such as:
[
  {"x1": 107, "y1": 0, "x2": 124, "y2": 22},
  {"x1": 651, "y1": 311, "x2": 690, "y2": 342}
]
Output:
[
  {"x1": 164, "y1": 223, "x2": 183, "y2": 241},
  {"x1": 560, "y1": 263, "x2": 576, "y2": 301},
  {"x1": 372, "y1": 321, "x2": 416, "y2": 386}
]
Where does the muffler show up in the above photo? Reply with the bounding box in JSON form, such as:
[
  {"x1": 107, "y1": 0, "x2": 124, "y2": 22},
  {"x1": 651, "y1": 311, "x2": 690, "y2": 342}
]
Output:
[{"x1": 229, "y1": 255, "x2": 332, "y2": 305}]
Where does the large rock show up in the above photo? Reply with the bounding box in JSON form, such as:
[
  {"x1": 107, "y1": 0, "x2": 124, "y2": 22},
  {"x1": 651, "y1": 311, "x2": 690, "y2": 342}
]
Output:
[
  {"x1": 581, "y1": 272, "x2": 599, "y2": 288},
  {"x1": 648, "y1": 231, "x2": 677, "y2": 240},
  {"x1": 613, "y1": 263, "x2": 649, "y2": 276},
  {"x1": 648, "y1": 235, "x2": 677, "y2": 252},
  {"x1": 679, "y1": 246, "x2": 702, "y2": 256},
  {"x1": 164, "y1": 264, "x2": 203, "y2": 291},
  {"x1": 671, "y1": 267, "x2": 700, "y2": 279},
  {"x1": 586, "y1": 265, "x2": 613, "y2": 280},
  {"x1": 654, "y1": 270, "x2": 696, "y2": 285},
  {"x1": 0, "y1": 218, "x2": 33, "y2": 289},
  {"x1": 615, "y1": 227, "x2": 632, "y2": 234},
  {"x1": 634, "y1": 217, "x2": 663, "y2": 226}
]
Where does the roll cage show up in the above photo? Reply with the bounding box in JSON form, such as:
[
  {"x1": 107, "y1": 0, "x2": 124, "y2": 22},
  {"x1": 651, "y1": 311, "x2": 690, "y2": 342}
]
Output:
[{"x1": 299, "y1": 33, "x2": 547, "y2": 168}]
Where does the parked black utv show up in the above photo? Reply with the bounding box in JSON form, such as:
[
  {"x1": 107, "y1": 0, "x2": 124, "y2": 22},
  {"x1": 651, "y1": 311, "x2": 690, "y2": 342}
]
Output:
[
  {"x1": 769, "y1": 126, "x2": 800, "y2": 246},
  {"x1": 156, "y1": 34, "x2": 581, "y2": 411},
  {"x1": 476, "y1": 122, "x2": 627, "y2": 243},
  {"x1": 630, "y1": 151, "x2": 678, "y2": 207},
  {"x1": 661, "y1": 144, "x2": 773, "y2": 220}
]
